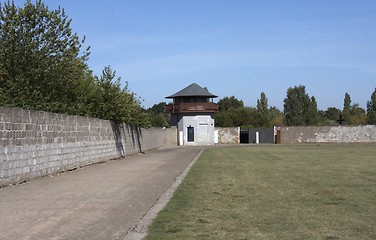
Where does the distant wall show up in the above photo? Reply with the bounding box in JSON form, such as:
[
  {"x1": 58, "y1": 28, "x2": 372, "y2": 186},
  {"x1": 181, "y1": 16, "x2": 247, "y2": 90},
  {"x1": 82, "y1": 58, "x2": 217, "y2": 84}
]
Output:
[
  {"x1": 0, "y1": 107, "x2": 176, "y2": 187},
  {"x1": 214, "y1": 125, "x2": 376, "y2": 144},
  {"x1": 277, "y1": 125, "x2": 376, "y2": 144},
  {"x1": 215, "y1": 127, "x2": 240, "y2": 144}
]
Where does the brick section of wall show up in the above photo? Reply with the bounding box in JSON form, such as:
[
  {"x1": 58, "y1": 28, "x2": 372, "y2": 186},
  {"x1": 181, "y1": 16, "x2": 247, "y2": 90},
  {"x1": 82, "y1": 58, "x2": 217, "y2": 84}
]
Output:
[
  {"x1": 277, "y1": 125, "x2": 376, "y2": 144},
  {"x1": 0, "y1": 107, "x2": 171, "y2": 187},
  {"x1": 216, "y1": 127, "x2": 240, "y2": 144}
]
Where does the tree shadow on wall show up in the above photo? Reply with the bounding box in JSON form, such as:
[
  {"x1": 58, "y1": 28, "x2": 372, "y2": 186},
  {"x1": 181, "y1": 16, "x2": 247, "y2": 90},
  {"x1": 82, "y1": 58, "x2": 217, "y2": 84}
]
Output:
[
  {"x1": 111, "y1": 122, "x2": 144, "y2": 156},
  {"x1": 111, "y1": 121, "x2": 125, "y2": 157},
  {"x1": 125, "y1": 124, "x2": 143, "y2": 154}
]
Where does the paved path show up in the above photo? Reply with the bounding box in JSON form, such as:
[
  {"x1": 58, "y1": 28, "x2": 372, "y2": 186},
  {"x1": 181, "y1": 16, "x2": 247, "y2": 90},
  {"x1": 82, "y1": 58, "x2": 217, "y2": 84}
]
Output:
[{"x1": 0, "y1": 146, "x2": 204, "y2": 240}]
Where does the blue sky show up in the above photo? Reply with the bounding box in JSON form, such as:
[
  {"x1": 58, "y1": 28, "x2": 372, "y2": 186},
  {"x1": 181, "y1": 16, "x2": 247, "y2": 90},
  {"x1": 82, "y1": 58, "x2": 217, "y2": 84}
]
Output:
[{"x1": 13, "y1": 0, "x2": 376, "y2": 110}]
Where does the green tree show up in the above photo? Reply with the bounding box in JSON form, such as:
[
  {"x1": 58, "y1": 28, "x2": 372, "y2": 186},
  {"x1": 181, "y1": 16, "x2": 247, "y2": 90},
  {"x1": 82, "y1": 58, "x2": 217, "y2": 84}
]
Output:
[
  {"x1": 367, "y1": 88, "x2": 376, "y2": 124},
  {"x1": 149, "y1": 113, "x2": 169, "y2": 128},
  {"x1": 257, "y1": 92, "x2": 268, "y2": 113},
  {"x1": 321, "y1": 107, "x2": 341, "y2": 125},
  {"x1": 324, "y1": 107, "x2": 341, "y2": 122},
  {"x1": 284, "y1": 85, "x2": 307, "y2": 125},
  {"x1": 341, "y1": 93, "x2": 367, "y2": 125},
  {"x1": 215, "y1": 111, "x2": 234, "y2": 127},
  {"x1": 306, "y1": 96, "x2": 321, "y2": 125},
  {"x1": 0, "y1": 1, "x2": 152, "y2": 127},
  {"x1": 343, "y1": 93, "x2": 352, "y2": 124},
  {"x1": 255, "y1": 92, "x2": 271, "y2": 127},
  {"x1": 146, "y1": 102, "x2": 170, "y2": 127},
  {"x1": 91, "y1": 66, "x2": 149, "y2": 126},
  {"x1": 92, "y1": 66, "x2": 124, "y2": 121},
  {"x1": 269, "y1": 107, "x2": 285, "y2": 126},
  {"x1": 217, "y1": 96, "x2": 244, "y2": 112},
  {"x1": 215, "y1": 95, "x2": 284, "y2": 127},
  {"x1": 0, "y1": 0, "x2": 91, "y2": 113},
  {"x1": 283, "y1": 85, "x2": 318, "y2": 126},
  {"x1": 227, "y1": 107, "x2": 255, "y2": 127},
  {"x1": 148, "y1": 102, "x2": 167, "y2": 115},
  {"x1": 349, "y1": 104, "x2": 367, "y2": 125},
  {"x1": 215, "y1": 96, "x2": 256, "y2": 127}
]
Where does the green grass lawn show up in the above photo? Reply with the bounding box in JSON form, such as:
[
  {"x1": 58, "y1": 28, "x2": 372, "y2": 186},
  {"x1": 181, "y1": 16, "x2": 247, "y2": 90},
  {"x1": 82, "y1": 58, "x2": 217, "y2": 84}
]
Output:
[{"x1": 145, "y1": 145, "x2": 376, "y2": 240}]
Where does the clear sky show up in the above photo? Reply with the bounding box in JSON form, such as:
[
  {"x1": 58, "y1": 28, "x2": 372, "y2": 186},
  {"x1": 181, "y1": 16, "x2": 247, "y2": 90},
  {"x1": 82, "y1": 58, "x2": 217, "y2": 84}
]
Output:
[{"x1": 12, "y1": 0, "x2": 376, "y2": 110}]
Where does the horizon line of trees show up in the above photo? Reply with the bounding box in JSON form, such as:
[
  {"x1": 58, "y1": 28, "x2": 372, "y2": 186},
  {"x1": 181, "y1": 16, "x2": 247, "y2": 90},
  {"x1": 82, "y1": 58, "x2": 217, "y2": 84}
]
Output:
[
  {"x1": 146, "y1": 85, "x2": 376, "y2": 128},
  {"x1": 213, "y1": 85, "x2": 376, "y2": 127}
]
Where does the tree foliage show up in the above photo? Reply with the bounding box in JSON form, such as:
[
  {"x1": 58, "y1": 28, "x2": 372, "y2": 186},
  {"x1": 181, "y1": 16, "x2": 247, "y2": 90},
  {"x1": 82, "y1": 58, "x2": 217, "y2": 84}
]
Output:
[
  {"x1": 215, "y1": 93, "x2": 283, "y2": 128},
  {"x1": 324, "y1": 107, "x2": 341, "y2": 122},
  {"x1": 349, "y1": 103, "x2": 367, "y2": 125},
  {"x1": 215, "y1": 106, "x2": 254, "y2": 127},
  {"x1": 306, "y1": 96, "x2": 321, "y2": 125},
  {"x1": 254, "y1": 92, "x2": 280, "y2": 127},
  {"x1": 367, "y1": 88, "x2": 376, "y2": 124},
  {"x1": 257, "y1": 92, "x2": 268, "y2": 113},
  {"x1": 284, "y1": 85, "x2": 308, "y2": 125},
  {"x1": 0, "y1": 0, "x2": 91, "y2": 113},
  {"x1": 217, "y1": 96, "x2": 244, "y2": 112},
  {"x1": 339, "y1": 93, "x2": 368, "y2": 125},
  {"x1": 145, "y1": 102, "x2": 169, "y2": 128},
  {"x1": 343, "y1": 93, "x2": 352, "y2": 124},
  {"x1": 91, "y1": 66, "x2": 149, "y2": 125},
  {"x1": 319, "y1": 107, "x2": 341, "y2": 125},
  {"x1": 255, "y1": 92, "x2": 269, "y2": 126},
  {"x1": 269, "y1": 107, "x2": 284, "y2": 126},
  {"x1": 213, "y1": 85, "x2": 373, "y2": 128},
  {"x1": 215, "y1": 96, "x2": 247, "y2": 127},
  {"x1": 0, "y1": 1, "x2": 149, "y2": 126},
  {"x1": 283, "y1": 85, "x2": 320, "y2": 126}
]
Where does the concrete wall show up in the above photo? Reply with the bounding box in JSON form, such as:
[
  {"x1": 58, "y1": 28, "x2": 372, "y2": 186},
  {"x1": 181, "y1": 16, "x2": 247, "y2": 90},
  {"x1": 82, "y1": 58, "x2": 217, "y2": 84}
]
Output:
[
  {"x1": 177, "y1": 114, "x2": 215, "y2": 145},
  {"x1": 277, "y1": 125, "x2": 376, "y2": 144},
  {"x1": 215, "y1": 127, "x2": 240, "y2": 144},
  {"x1": 0, "y1": 107, "x2": 176, "y2": 187}
]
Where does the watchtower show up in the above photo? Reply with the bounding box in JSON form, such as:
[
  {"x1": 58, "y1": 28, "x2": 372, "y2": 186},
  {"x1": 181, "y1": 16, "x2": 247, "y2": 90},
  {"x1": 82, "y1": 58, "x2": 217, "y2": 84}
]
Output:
[{"x1": 165, "y1": 83, "x2": 219, "y2": 145}]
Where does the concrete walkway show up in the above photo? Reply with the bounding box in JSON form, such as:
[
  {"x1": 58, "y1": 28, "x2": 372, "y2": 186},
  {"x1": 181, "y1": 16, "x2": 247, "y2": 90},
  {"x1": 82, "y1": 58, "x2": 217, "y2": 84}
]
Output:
[{"x1": 0, "y1": 146, "x2": 204, "y2": 240}]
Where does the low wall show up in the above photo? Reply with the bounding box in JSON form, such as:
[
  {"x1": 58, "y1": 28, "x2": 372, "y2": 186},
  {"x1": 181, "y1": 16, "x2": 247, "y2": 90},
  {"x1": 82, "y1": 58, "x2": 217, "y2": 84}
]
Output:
[
  {"x1": 216, "y1": 127, "x2": 240, "y2": 144},
  {"x1": 277, "y1": 125, "x2": 376, "y2": 144},
  {"x1": 0, "y1": 107, "x2": 176, "y2": 187}
]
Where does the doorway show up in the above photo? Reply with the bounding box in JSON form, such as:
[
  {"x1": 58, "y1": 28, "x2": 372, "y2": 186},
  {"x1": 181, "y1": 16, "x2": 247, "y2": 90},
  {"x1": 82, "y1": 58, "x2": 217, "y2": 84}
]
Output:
[{"x1": 187, "y1": 126, "x2": 194, "y2": 142}]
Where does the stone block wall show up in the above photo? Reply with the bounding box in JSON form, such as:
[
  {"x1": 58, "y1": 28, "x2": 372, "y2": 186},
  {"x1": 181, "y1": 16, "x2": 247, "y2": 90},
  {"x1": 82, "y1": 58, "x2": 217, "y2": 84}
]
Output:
[
  {"x1": 277, "y1": 125, "x2": 376, "y2": 144},
  {"x1": 215, "y1": 127, "x2": 240, "y2": 144},
  {"x1": 0, "y1": 107, "x2": 173, "y2": 187}
]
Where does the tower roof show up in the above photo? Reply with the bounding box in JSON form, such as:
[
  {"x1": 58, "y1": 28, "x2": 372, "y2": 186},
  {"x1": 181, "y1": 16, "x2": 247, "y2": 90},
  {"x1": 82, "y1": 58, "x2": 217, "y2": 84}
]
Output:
[{"x1": 166, "y1": 83, "x2": 218, "y2": 98}]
